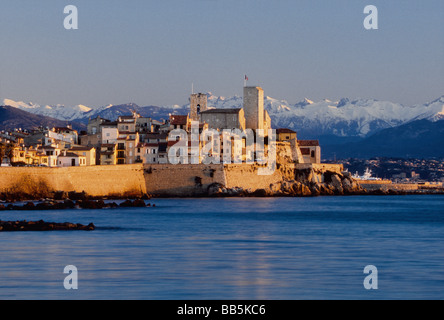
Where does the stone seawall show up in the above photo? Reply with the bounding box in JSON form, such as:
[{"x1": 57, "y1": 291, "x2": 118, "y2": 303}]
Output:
[
  {"x1": 0, "y1": 162, "x2": 363, "y2": 199},
  {"x1": 0, "y1": 165, "x2": 147, "y2": 197},
  {"x1": 143, "y1": 164, "x2": 226, "y2": 197}
]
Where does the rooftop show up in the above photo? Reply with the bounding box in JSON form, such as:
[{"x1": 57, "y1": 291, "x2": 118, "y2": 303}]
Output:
[
  {"x1": 170, "y1": 115, "x2": 188, "y2": 125},
  {"x1": 299, "y1": 140, "x2": 320, "y2": 147},
  {"x1": 277, "y1": 128, "x2": 297, "y2": 134}
]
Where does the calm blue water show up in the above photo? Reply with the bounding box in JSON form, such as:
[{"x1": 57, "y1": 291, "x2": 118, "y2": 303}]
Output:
[{"x1": 0, "y1": 195, "x2": 443, "y2": 300}]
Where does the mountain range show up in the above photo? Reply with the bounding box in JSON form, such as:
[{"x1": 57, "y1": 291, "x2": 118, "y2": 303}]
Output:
[{"x1": 2, "y1": 94, "x2": 444, "y2": 159}]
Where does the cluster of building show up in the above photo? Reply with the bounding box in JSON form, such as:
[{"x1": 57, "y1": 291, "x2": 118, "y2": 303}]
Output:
[{"x1": 1, "y1": 86, "x2": 321, "y2": 167}]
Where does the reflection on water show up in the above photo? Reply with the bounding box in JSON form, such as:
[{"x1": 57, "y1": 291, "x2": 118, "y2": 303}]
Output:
[{"x1": 0, "y1": 195, "x2": 443, "y2": 299}]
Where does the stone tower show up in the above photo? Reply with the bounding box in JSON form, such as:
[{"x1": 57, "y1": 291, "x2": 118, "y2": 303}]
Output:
[
  {"x1": 243, "y1": 86, "x2": 264, "y2": 130},
  {"x1": 190, "y1": 93, "x2": 207, "y2": 121}
]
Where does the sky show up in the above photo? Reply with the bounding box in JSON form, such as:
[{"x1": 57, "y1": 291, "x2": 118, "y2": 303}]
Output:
[{"x1": 0, "y1": 0, "x2": 443, "y2": 108}]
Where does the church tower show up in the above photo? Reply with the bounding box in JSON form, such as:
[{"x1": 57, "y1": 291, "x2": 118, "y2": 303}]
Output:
[{"x1": 190, "y1": 93, "x2": 207, "y2": 121}]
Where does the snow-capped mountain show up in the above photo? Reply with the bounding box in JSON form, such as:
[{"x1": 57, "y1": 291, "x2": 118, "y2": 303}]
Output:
[
  {"x1": 205, "y1": 94, "x2": 444, "y2": 138},
  {"x1": 3, "y1": 94, "x2": 444, "y2": 139},
  {"x1": 2, "y1": 99, "x2": 94, "y2": 122}
]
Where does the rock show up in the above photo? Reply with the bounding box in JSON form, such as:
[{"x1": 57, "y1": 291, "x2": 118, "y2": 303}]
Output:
[
  {"x1": 309, "y1": 183, "x2": 321, "y2": 197},
  {"x1": 23, "y1": 202, "x2": 35, "y2": 210},
  {"x1": 119, "y1": 200, "x2": 134, "y2": 207},
  {"x1": 269, "y1": 183, "x2": 282, "y2": 194},
  {"x1": 252, "y1": 189, "x2": 268, "y2": 197},
  {"x1": 133, "y1": 199, "x2": 147, "y2": 207},
  {"x1": 330, "y1": 174, "x2": 344, "y2": 194},
  {"x1": 207, "y1": 183, "x2": 224, "y2": 197},
  {"x1": 0, "y1": 220, "x2": 95, "y2": 232},
  {"x1": 301, "y1": 184, "x2": 312, "y2": 197},
  {"x1": 342, "y1": 171, "x2": 352, "y2": 179}
]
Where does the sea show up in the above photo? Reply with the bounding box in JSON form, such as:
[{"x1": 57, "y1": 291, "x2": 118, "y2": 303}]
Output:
[{"x1": 0, "y1": 195, "x2": 443, "y2": 300}]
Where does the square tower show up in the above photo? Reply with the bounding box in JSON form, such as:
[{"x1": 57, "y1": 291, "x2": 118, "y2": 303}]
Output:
[
  {"x1": 190, "y1": 93, "x2": 208, "y2": 121},
  {"x1": 243, "y1": 86, "x2": 264, "y2": 130}
]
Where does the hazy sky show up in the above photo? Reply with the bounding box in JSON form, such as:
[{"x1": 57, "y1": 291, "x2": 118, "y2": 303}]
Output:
[{"x1": 0, "y1": 0, "x2": 443, "y2": 108}]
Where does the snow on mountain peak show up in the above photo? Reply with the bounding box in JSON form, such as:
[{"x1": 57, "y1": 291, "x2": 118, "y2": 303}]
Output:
[{"x1": 3, "y1": 93, "x2": 444, "y2": 137}]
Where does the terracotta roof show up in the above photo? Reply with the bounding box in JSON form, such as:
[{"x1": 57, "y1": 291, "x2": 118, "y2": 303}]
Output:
[
  {"x1": 70, "y1": 146, "x2": 94, "y2": 151},
  {"x1": 299, "y1": 140, "x2": 320, "y2": 147},
  {"x1": 170, "y1": 115, "x2": 188, "y2": 125},
  {"x1": 277, "y1": 128, "x2": 297, "y2": 134},
  {"x1": 167, "y1": 140, "x2": 180, "y2": 147},
  {"x1": 59, "y1": 152, "x2": 79, "y2": 158}
]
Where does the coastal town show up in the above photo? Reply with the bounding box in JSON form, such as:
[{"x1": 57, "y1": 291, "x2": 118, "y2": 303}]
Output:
[
  {"x1": 0, "y1": 85, "x2": 443, "y2": 198},
  {"x1": 0, "y1": 86, "x2": 321, "y2": 169}
]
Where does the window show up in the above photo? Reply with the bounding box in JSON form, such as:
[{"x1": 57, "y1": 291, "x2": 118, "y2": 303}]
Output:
[
  {"x1": 311, "y1": 150, "x2": 315, "y2": 158},
  {"x1": 153, "y1": 149, "x2": 156, "y2": 154}
]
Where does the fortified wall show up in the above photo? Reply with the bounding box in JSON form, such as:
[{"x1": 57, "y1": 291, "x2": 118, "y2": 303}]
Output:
[
  {"x1": 0, "y1": 161, "x2": 346, "y2": 198},
  {"x1": 0, "y1": 165, "x2": 147, "y2": 197}
]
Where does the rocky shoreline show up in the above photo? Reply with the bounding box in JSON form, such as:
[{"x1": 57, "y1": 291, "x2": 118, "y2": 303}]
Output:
[
  {"x1": 0, "y1": 199, "x2": 156, "y2": 211},
  {"x1": 206, "y1": 171, "x2": 444, "y2": 197},
  {"x1": 0, "y1": 220, "x2": 95, "y2": 232}
]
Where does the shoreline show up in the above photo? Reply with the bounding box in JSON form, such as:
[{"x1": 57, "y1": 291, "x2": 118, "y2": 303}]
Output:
[{"x1": 1, "y1": 188, "x2": 443, "y2": 210}]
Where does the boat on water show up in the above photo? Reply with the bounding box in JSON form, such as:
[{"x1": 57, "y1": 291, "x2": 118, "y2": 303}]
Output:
[{"x1": 352, "y1": 168, "x2": 381, "y2": 181}]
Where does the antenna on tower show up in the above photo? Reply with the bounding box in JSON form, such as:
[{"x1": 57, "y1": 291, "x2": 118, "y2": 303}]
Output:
[{"x1": 192, "y1": 82, "x2": 194, "y2": 95}]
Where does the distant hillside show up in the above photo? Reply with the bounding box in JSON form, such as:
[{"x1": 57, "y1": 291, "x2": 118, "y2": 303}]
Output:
[
  {"x1": 74, "y1": 103, "x2": 188, "y2": 124},
  {"x1": 323, "y1": 119, "x2": 444, "y2": 159},
  {"x1": 0, "y1": 105, "x2": 85, "y2": 131}
]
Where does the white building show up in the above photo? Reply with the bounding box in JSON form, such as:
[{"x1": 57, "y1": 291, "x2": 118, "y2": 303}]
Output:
[{"x1": 58, "y1": 152, "x2": 87, "y2": 167}]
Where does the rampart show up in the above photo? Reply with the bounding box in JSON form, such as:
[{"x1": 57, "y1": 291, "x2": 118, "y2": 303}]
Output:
[
  {"x1": 0, "y1": 162, "x2": 353, "y2": 198},
  {"x1": 0, "y1": 165, "x2": 147, "y2": 197}
]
